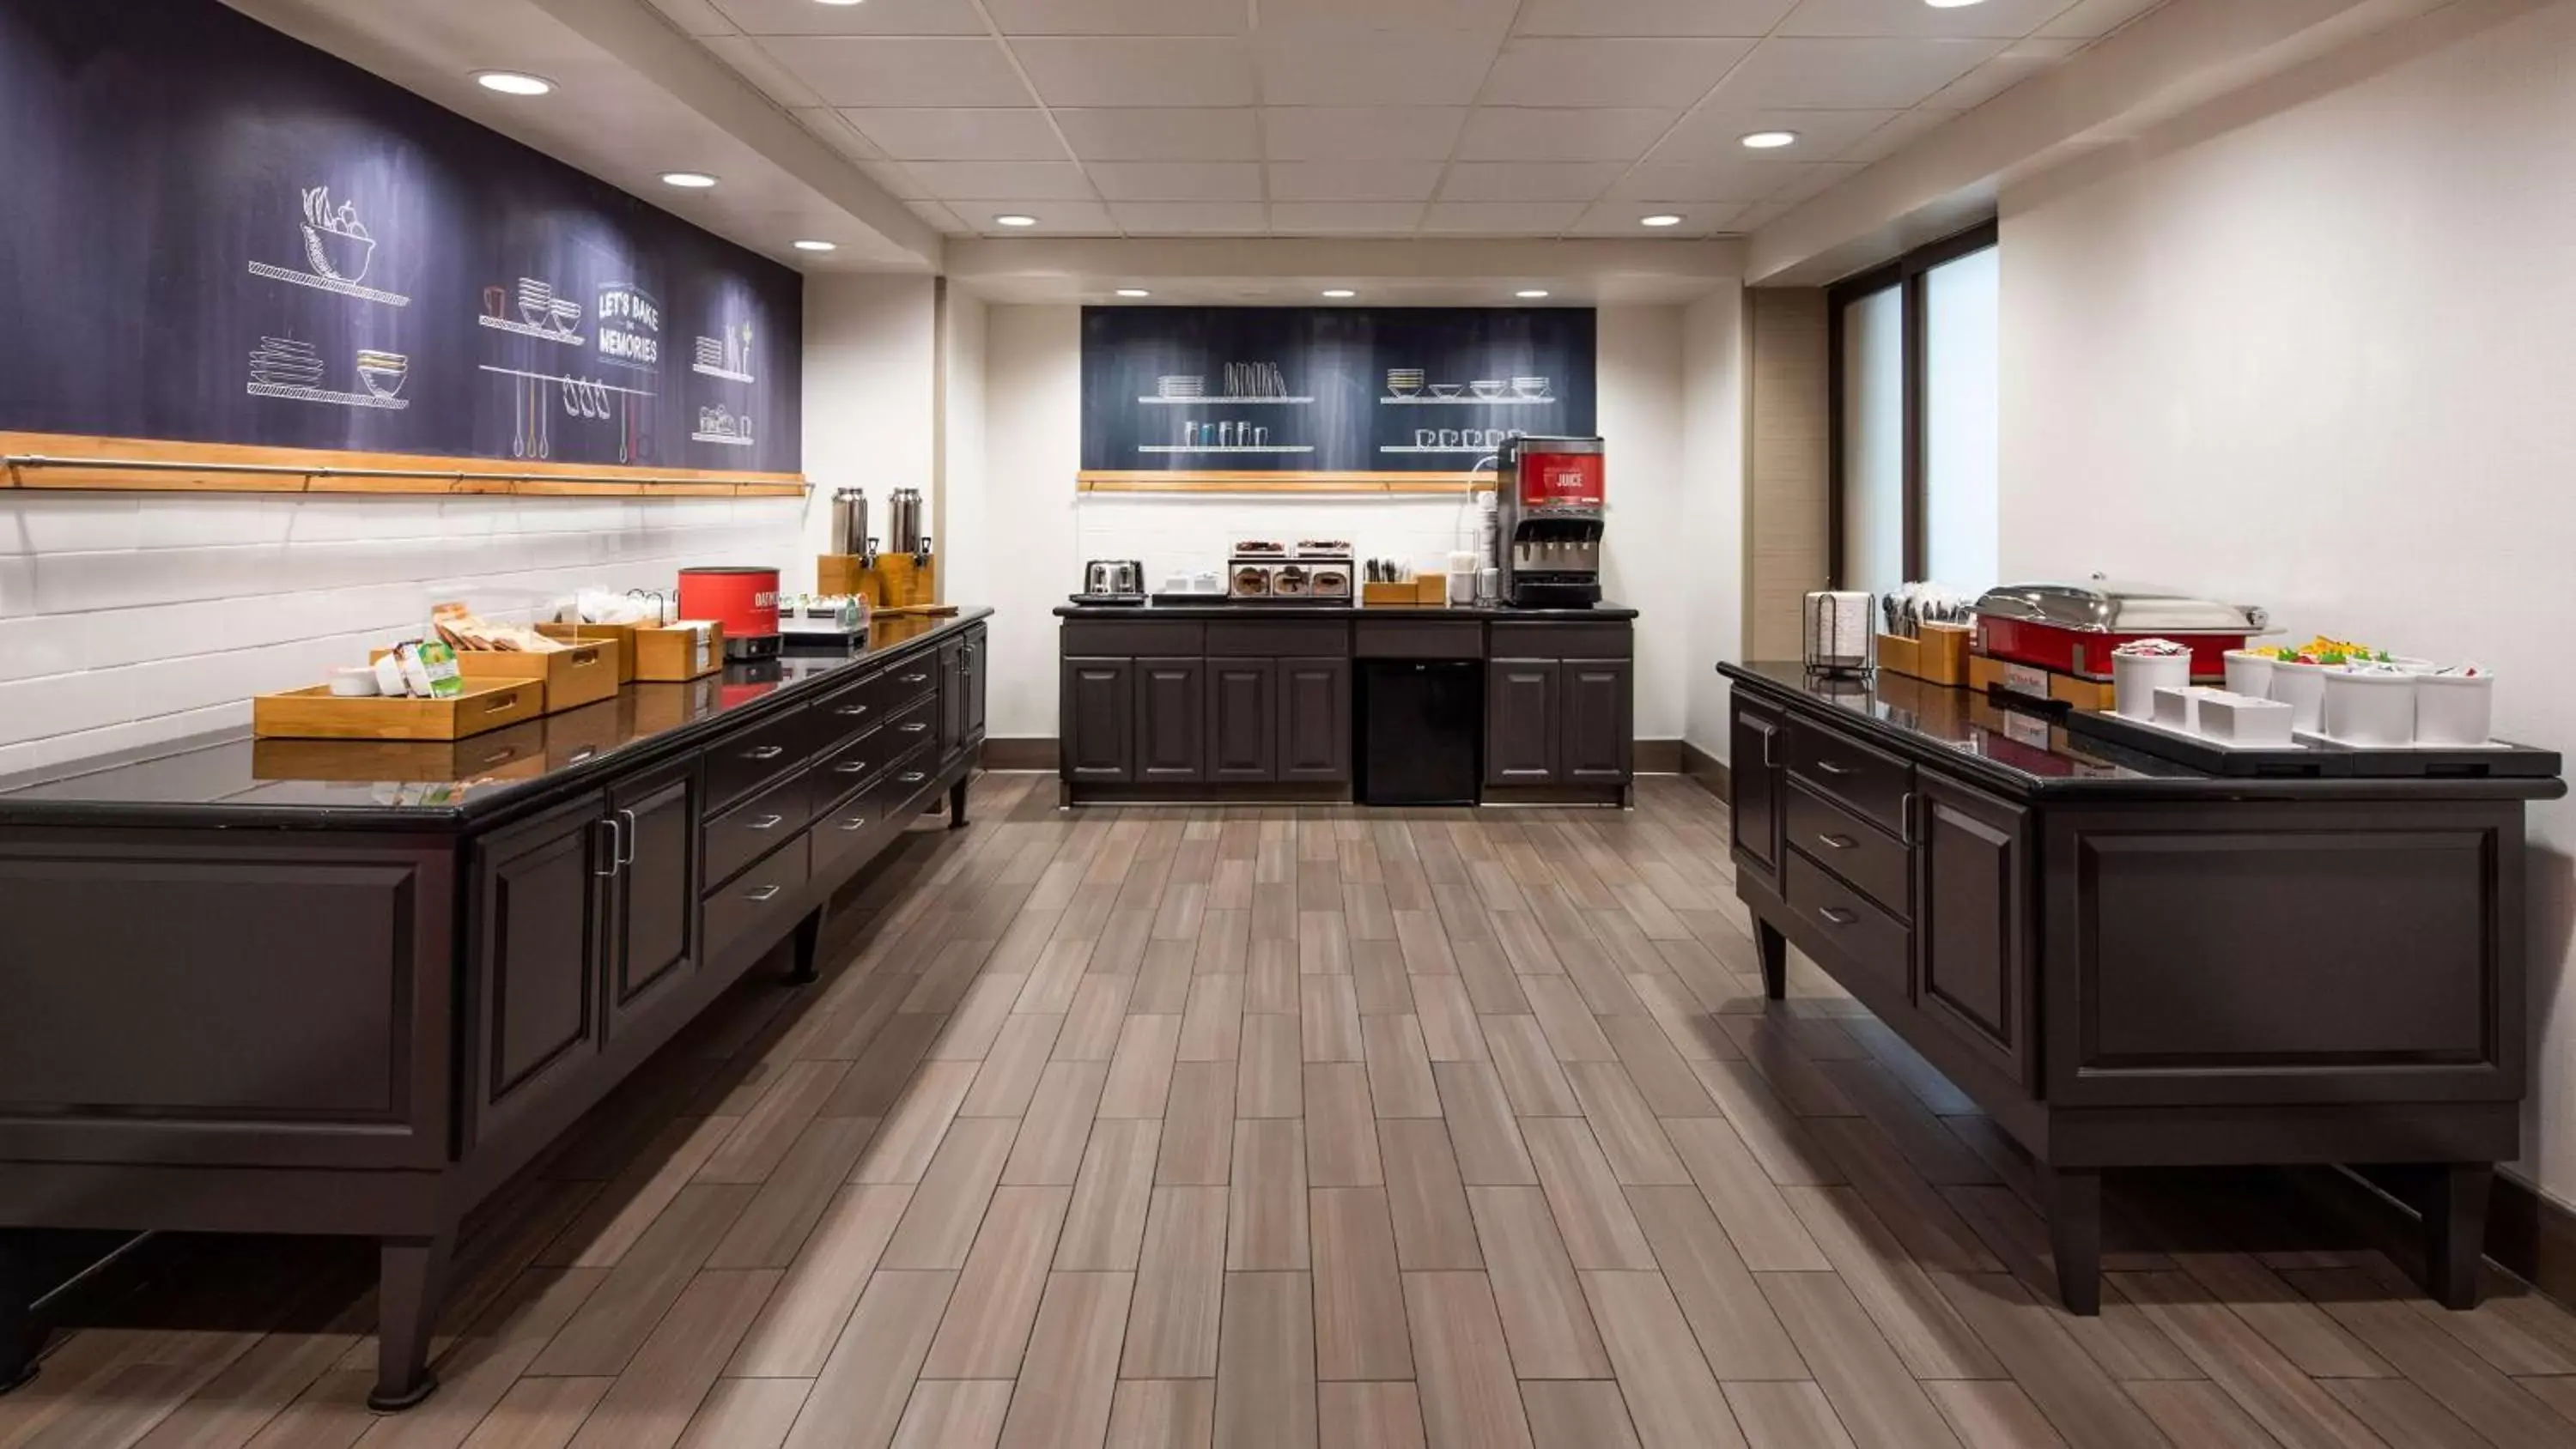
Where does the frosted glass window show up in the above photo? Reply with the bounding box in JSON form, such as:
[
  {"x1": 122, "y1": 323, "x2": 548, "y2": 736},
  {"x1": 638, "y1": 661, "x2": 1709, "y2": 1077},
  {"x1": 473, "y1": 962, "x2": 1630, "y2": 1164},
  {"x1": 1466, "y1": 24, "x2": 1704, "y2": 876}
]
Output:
[
  {"x1": 1924, "y1": 246, "x2": 2001, "y2": 590},
  {"x1": 1839, "y1": 285, "x2": 1905, "y2": 597}
]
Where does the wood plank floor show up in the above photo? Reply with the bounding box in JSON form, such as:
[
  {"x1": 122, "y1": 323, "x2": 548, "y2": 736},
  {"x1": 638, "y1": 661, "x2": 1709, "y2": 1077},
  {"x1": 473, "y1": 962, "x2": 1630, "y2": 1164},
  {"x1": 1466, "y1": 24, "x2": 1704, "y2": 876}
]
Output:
[{"x1": 13, "y1": 772, "x2": 2576, "y2": 1449}]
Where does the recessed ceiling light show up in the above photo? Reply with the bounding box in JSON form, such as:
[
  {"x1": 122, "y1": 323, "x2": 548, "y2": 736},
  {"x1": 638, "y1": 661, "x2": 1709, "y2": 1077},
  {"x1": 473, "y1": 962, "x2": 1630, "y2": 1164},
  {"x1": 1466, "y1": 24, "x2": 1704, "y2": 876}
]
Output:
[
  {"x1": 659, "y1": 172, "x2": 717, "y2": 189},
  {"x1": 1321, "y1": 288, "x2": 1357, "y2": 299},
  {"x1": 1923, "y1": 0, "x2": 1988, "y2": 7},
  {"x1": 1516, "y1": 289, "x2": 1550, "y2": 300},
  {"x1": 473, "y1": 70, "x2": 554, "y2": 96},
  {"x1": 792, "y1": 239, "x2": 837, "y2": 252},
  {"x1": 1640, "y1": 213, "x2": 1684, "y2": 228},
  {"x1": 1741, "y1": 130, "x2": 1798, "y2": 149},
  {"x1": 1115, "y1": 288, "x2": 1151, "y2": 298},
  {"x1": 993, "y1": 213, "x2": 1039, "y2": 227},
  {"x1": 815, "y1": 0, "x2": 866, "y2": 7}
]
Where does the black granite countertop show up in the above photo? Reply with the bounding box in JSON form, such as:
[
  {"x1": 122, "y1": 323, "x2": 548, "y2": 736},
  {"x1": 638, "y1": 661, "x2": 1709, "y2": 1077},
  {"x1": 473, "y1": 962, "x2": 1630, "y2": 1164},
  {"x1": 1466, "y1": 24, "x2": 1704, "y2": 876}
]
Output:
[
  {"x1": 0, "y1": 609, "x2": 993, "y2": 831},
  {"x1": 1721, "y1": 661, "x2": 2565, "y2": 803},
  {"x1": 1055, "y1": 599, "x2": 1637, "y2": 621}
]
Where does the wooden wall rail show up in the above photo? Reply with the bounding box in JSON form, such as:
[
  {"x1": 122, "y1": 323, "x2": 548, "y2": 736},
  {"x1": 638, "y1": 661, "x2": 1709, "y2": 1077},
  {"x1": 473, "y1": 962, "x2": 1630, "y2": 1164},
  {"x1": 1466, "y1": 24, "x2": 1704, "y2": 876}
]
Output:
[
  {"x1": 0, "y1": 433, "x2": 808, "y2": 499},
  {"x1": 1078, "y1": 470, "x2": 1496, "y2": 495}
]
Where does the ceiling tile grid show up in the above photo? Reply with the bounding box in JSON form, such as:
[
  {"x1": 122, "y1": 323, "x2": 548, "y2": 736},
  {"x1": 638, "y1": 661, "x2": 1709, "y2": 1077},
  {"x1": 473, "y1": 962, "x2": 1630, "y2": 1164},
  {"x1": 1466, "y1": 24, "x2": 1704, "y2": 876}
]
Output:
[{"x1": 668, "y1": 0, "x2": 2170, "y2": 239}]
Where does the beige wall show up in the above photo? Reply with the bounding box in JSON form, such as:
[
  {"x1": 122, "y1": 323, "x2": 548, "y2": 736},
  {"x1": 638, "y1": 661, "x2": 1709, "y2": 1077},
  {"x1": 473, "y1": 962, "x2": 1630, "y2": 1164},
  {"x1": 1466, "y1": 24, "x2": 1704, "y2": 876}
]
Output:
[
  {"x1": 1998, "y1": 0, "x2": 2576, "y2": 1208},
  {"x1": 1745, "y1": 288, "x2": 1831, "y2": 664}
]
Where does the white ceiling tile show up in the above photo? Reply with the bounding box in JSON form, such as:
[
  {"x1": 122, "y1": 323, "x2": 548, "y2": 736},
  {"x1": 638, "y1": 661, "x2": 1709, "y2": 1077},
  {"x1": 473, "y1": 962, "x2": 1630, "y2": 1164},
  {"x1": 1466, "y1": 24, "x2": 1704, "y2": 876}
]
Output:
[
  {"x1": 1110, "y1": 201, "x2": 1271, "y2": 233},
  {"x1": 1651, "y1": 106, "x2": 1896, "y2": 162},
  {"x1": 1919, "y1": 38, "x2": 2085, "y2": 111},
  {"x1": 1604, "y1": 158, "x2": 1817, "y2": 202},
  {"x1": 1479, "y1": 39, "x2": 1759, "y2": 108},
  {"x1": 856, "y1": 159, "x2": 931, "y2": 199},
  {"x1": 1086, "y1": 161, "x2": 1264, "y2": 201},
  {"x1": 1011, "y1": 38, "x2": 1258, "y2": 106},
  {"x1": 907, "y1": 199, "x2": 969, "y2": 232},
  {"x1": 968, "y1": 200, "x2": 1120, "y2": 234},
  {"x1": 1775, "y1": 0, "x2": 2075, "y2": 39},
  {"x1": 646, "y1": 0, "x2": 738, "y2": 37},
  {"x1": 1256, "y1": 0, "x2": 1518, "y2": 36},
  {"x1": 1262, "y1": 108, "x2": 1466, "y2": 162},
  {"x1": 1453, "y1": 106, "x2": 1678, "y2": 162},
  {"x1": 1267, "y1": 202, "x2": 1425, "y2": 234},
  {"x1": 986, "y1": 0, "x2": 1249, "y2": 33},
  {"x1": 2040, "y1": 0, "x2": 2167, "y2": 38},
  {"x1": 701, "y1": 35, "x2": 828, "y2": 107},
  {"x1": 1267, "y1": 161, "x2": 1445, "y2": 202},
  {"x1": 841, "y1": 108, "x2": 1066, "y2": 161},
  {"x1": 1255, "y1": 33, "x2": 1501, "y2": 106},
  {"x1": 1768, "y1": 162, "x2": 1862, "y2": 204},
  {"x1": 1568, "y1": 198, "x2": 1743, "y2": 235},
  {"x1": 1054, "y1": 107, "x2": 1261, "y2": 161},
  {"x1": 904, "y1": 161, "x2": 1101, "y2": 200},
  {"x1": 756, "y1": 36, "x2": 1032, "y2": 107},
  {"x1": 711, "y1": 0, "x2": 988, "y2": 34},
  {"x1": 1704, "y1": 36, "x2": 2008, "y2": 110},
  {"x1": 791, "y1": 107, "x2": 885, "y2": 162},
  {"x1": 1834, "y1": 107, "x2": 1953, "y2": 164},
  {"x1": 1421, "y1": 201, "x2": 1583, "y2": 234},
  {"x1": 1511, "y1": 0, "x2": 1795, "y2": 37},
  {"x1": 1729, "y1": 198, "x2": 1795, "y2": 231},
  {"x1": 1438, "y1": 161, "x2": 1627, "y2": 203}
]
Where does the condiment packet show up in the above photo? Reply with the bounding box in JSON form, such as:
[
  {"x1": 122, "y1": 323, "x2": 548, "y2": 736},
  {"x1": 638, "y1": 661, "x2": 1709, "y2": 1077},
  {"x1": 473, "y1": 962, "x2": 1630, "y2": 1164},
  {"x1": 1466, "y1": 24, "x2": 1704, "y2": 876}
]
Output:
[{"x1": 2112, "y1": 637, "x2": 2190, "y2": 657}]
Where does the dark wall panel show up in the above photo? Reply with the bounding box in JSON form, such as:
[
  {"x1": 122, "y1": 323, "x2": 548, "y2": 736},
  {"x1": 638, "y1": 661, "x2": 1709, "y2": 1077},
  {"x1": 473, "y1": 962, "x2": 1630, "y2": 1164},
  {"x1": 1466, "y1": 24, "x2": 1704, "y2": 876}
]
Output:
[
  {"x1": 0, "y1": 0, "x2": 801, "y2": 472},
  {"x1": 1082, "y1": 306, "x2": 1595, "y2": 473}
]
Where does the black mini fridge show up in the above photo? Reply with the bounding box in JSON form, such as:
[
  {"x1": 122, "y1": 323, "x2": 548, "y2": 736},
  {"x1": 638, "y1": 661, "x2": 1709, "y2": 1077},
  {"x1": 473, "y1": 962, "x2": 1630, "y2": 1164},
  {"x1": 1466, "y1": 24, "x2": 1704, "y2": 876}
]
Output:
[{"x1": 1357, "y1": 660, "x2": 1481, "y2": 805}]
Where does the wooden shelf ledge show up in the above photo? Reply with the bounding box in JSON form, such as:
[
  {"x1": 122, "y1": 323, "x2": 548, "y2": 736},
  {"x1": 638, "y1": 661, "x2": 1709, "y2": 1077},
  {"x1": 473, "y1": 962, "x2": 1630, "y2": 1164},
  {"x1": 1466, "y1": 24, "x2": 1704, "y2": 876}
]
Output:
[
  {"x1": 1, "y1": 432, "x2": 807, "y2": 498},
  {"x1": 1078, "y1": 470, "x2": 1496, "y2": 495}
]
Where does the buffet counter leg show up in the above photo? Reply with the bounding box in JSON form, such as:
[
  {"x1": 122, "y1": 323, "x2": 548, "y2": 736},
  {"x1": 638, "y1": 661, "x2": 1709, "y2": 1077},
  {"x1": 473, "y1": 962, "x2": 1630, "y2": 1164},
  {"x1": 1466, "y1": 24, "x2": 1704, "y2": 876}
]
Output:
[
  {"x1": 2425, "y1": 1163, "x2": 2494, "y2": 1310},
  {"x1": 368, "y1": 1232, "x2": 453, "y2": 1411},
  {"x1": 0, "y1": 1243, "x2": 37, "y2": 1394},
  {"x1": 1754, "y1": 918, "x2": 1789, "y2": 1002},
  {"x1": 949, "y1": 777, "x2": 970, "y2": 829},
  {"x1": 787, "y1": 903, "x2": 828, "y2": 985},
  {"x1": 2045, "y1": 1167, "x2": 2104, "y2": 1317}
]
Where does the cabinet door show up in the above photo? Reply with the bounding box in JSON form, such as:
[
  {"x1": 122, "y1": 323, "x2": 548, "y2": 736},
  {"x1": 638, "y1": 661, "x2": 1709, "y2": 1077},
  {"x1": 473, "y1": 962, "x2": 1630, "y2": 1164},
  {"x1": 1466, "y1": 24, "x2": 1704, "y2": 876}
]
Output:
[
  {"x1": 1485, "y1": 658, "x2": 1559, "y2": 785},
  {"x1": 1134, "y1": 657, "x2": 1206, "y2": 784},
  {"x1": 1060, "y1": 657, "x2": 1135, "y2": 783},
  {"x1": 938, "y1": 638, "x2": 966, "y2": 765},
  {"x1": 469, "y1": 792, "x2": 608, "y2": 1143},
  {"x1": 1916, "y1": 773, "x2": 2033, "y2": 1087},
  {"x1": 1730, "y1": 700, "x2": 1785, "y2": 890},
  {"x1": 605, "y1": 756, "x2": 702, "y2": 1039},
  {"x1": 963, "y1": 628, "x2": 988, "y2": 741},
  {"x1": 1206, "y1": 658, "x2": 1278, "y2": 782},
  {"x1": 1559, "y1": 659, "x2": 1632, "y2": 785},
  {"x1": 1278, "y1": 656, "x2": 1352, "y2": 784}
]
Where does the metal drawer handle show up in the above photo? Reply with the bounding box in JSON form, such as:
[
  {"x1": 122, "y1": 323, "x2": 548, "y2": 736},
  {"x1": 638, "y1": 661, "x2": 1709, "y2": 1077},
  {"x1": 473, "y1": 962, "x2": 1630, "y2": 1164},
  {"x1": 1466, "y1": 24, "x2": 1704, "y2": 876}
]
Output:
[
  {"x1": 899, "y1": 770, "x2": 927, "y2": 785},
  {"x1": 745, "y1": 745, "x2": 786, "y2": 761},
  {"x1": 838, "y1": 816, "x2": 868, "y2": 832},
  {"x1": 836, "y1": 703, "x2": 871, "y2": 718},
  {"x1": 747, "y1": 814, "x2": 785, "y2": 831},
  {"x1": 1761, "y1": 728, "x2": 1777, "y2": 768},
  {"x1": 899, "y1": 721, "x2": 928, "y2": 733},
  {"x1": 617, "y1": 809, "x2": 637, "y2": 866},
  {"x1": 835, "y1": 760, "x2": 872, "y2": 774},
  {"x1": 1901, "y1": 791, "x2": 1917, "y2": 845},
  {"x1": 593, "y1": 816, "x2": 623, "y2": 877},
  {"x1": 898, "y1": 671, "x2": 928, "y2": 684},
  {"x1": 1814, "y1": 759, "x2": 1853, "y2": 777},
  {"x1": 1817, "y1": 833, "x2": 1856, "y2": 851},
  {"x1": 1819, "y1": 906, "x2": 1859, "y2": 926},
  {"x1": 744, "y1": 884, "x2": 782, "y2": 902}
]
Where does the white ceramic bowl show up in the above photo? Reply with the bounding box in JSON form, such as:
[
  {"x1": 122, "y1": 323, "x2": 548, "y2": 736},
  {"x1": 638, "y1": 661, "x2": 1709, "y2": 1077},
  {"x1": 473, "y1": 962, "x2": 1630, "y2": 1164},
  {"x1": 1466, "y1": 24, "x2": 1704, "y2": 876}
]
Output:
[
  {"x1": 2320, "y1": 669, "x2": 2416, "y2": 746},
  {"x1": 2414, "y1": 672, "x2": 2495, "y2": 747},
  {"x1": 2111, "y1": 652, "x2": 2191, "y2": 721},
  {"x1": 2222, "y1": 650, "x2": 2275, "y2": 698},
  {"x1": 2268, "y1": 659, "x2": 2329, "y2": 731}
]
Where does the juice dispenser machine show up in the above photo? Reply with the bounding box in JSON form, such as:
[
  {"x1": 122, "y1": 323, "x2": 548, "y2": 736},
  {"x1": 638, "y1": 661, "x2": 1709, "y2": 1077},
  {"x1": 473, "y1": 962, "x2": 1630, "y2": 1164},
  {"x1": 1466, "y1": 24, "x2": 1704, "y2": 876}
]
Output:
[{"x1": 1495, "y1": 435, "x2": 1605, "y2": 608}]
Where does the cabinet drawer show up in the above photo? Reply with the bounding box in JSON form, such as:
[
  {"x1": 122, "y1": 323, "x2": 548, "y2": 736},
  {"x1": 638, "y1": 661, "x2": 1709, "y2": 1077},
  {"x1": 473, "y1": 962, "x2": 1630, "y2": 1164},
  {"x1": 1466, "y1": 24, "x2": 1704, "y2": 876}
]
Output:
[
  {"x1": 875, "y1": 693, "x2": 939, "y2": 760},
  {"x1": 705, "y1": 834, "x2": 810, "y2": 961},
  {"x1": 810, "y1": 667, "x2": 892, "y2": 750},
  {"x1": 875, "y1": 743, "x2": 939, "y2": 812},
  {"x1": 708, "y1": 706, "x2": 808, "y2": 813},
  {"x1": 811, "y1": 723, "x2": 892, "y2": 813},
  {"x1": 1207, "y1": 619, "x2": 1348, "y2": 658},
  {"x1": 1354, "y1": 621, "x2": 1481, "y2": 659},
  {"x1": 811, "y1": 781, "x2": 892, "y2": 876},
  {"x1": 1063, "y1": 620, "x2": 1203, "y2": 657},
  {"x1": 1784, "y1": 848, "x2": 1910, "y2": 1008},
  {"x1": 878, "y1": 655, "x2": 939, "y2": 715},
  {"x1": 1489, "y1": 621, "x2": 1631, "y2": 659},
  {"x1": 706, "y1": 768, "x2": 809, "y2": 888},
  {"x1": 1784, "y1": 718, "x2": 1912, "y2": 838},
  {"x1": 1783, "y1": 782, "x2": 1910, "y2": 921}
]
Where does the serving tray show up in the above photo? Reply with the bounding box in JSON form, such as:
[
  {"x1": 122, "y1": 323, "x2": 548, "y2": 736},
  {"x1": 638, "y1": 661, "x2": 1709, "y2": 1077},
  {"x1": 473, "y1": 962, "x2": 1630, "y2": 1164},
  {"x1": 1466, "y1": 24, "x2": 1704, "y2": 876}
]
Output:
[{"x1": 2064, "y1": 707, "x2": 2560, "y2": 779}]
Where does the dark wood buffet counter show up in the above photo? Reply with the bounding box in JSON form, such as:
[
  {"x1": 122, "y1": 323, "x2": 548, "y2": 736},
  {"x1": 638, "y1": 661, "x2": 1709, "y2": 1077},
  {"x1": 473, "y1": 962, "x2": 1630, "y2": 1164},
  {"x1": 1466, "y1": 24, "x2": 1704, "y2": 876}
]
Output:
[
  {"x1": 1720, "y1": 661, "x2": 2563, "y2": 1318},
  {"x1": 1054, "y1": 600, "x2": 1639, "y2": 807},
  {"x1": 0, "y1": 609, "x2": 990, "y2": 1410}
]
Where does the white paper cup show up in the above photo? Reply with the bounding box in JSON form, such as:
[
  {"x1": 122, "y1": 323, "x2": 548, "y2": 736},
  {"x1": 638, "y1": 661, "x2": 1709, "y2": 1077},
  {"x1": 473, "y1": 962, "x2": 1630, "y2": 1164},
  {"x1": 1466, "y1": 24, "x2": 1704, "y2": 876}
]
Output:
[
  {"x1": 2111, "y1": 652, "x2": 2190, "y2": 720},
  {"x1": 2223, "y1": 650, "x2": 2275, "y2": 698},
  {"x1": 2414, "y1": 673, "x2": 2494, "y2": 747},
  {"x1": 2320, "y1": 669, "x2": 2416, "y2": 746},
  {"x1": 2268, "y1": 659, "x2": 2328, "y2": 731}
]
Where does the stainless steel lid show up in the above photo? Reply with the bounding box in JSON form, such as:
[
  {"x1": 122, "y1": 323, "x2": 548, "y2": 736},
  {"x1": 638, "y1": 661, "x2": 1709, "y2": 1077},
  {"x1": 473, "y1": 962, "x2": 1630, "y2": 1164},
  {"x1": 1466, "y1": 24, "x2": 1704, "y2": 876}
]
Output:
[{"x1": 1971, "y1": 580, "x2": 2269, "y2": 635}]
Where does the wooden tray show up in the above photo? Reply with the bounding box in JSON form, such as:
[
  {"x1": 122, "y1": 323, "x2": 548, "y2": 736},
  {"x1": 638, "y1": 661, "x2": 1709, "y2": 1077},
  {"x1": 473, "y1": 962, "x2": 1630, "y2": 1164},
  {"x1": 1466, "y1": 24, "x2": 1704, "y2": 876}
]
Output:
[
  {"x1": 251, "y1": 722, "x2": 550, "y2": 781},
  {"x1": 1970, "y1": 653, "x2": 2115, "y2": 712},
  {"x1": 1362, "y1": 581, "x2": 1419, "y2": 607},
  {"x1": 537, "y1": 621, "x2": 638, "y2": 682},
  {"x1": 1879, "y1": 623, "x2": 1971, "y2": 686},
  {"x1": 453, "y1": 641, "x2": 622, "y2": 713},
  {"x1": 253, "y1": 679, "x2": 545, "y2": 742},
  {"x1": 634, "y1": 623, "x2": 723, "y2": 681}
]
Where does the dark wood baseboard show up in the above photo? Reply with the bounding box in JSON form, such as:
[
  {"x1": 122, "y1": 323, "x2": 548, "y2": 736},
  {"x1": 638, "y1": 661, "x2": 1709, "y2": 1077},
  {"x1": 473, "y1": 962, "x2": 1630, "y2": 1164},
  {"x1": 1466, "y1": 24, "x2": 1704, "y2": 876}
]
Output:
[
  {"x1": 1680, "y1": 739, "x2": 1730, "y2": 802},
  {"x1": 2288, "y1": 1162, "x2": 2576, "y2": 1312},
  {"x1": 980, "y1": 738, "x2": 1059, "y2": 771},
  {"x1": 1635, "y1": 739, "x2": 1681, "y2": 774}
]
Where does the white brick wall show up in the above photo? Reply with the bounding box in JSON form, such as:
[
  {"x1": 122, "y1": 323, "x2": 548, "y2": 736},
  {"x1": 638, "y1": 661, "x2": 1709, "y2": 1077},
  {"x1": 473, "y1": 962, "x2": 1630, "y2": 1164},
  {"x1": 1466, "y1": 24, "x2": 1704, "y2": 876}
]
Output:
[
  {"x1": 1074, "y1": 494, "x2": 1490, "y2": 589},
  {"x1": 0, "y1": 493, "x2": 805, "y2": 777}
]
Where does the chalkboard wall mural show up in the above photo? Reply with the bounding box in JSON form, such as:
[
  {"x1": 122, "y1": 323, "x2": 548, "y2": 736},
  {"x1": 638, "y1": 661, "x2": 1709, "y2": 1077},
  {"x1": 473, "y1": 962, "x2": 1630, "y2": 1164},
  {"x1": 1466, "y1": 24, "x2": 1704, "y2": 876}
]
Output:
[
  {"x1": 0, "y1": 0, "x2": 802, "y2": 474},
  {"x1": 1081, "y1": 307, "x2": 1596, "y2": 475}
]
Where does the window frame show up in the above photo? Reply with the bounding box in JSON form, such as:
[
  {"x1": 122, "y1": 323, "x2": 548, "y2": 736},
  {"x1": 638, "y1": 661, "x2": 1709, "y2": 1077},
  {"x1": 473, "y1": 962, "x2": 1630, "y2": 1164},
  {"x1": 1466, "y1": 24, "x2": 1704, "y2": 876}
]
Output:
[{"x1": 1826, "y1": 219, "x2": 1999, "y2": 590}]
